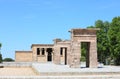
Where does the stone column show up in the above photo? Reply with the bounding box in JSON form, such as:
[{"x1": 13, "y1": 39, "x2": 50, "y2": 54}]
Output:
[
  {"x1": 53, "y1": 46, "x2": 60, "y2": 64},
  {"x1": 62, "y1": 48, "x2": 65, "y2": 64},
  {"x1": 70, "y1": 42, "x2": 81, "y2": 68},
  {"x1": 52, "y1": 48, "x2": 54, "y2": 62},
  {"x1": 67, "y1": 46, "x2": 71, "y2": 65},
  {"x1": 89, "y1": 42, "x2": 98, "y2": 68},
  {"x1": 35, "y1": 48, "x2": 38, "y2": 62}
]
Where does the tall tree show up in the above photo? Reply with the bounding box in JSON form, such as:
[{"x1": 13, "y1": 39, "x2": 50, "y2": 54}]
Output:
[
  {"x1": 0, "y1": 54, "x2": 2, "y2": 63},
  {"x1": 0, "y1": 43, "x2": 1, "y2": 50},
  {"x1": 95, "y1": 20, "x2": 106, "y2": 64},
  {"x1": 87, "y1": 20, "x2": 110, "y2": 64},
  {"x1": 0, "y1": 43, "x2": 2, "y2": 63},
  {"x1": 108, "y1": 16, "x2": 120, "y2": 65}
]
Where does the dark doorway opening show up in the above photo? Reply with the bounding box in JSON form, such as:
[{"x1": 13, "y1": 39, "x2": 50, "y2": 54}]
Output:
[
  {"x1": 47, "y1": 48, "x2": 52, "y2": 61},
  {"x1": 65, "y1": 48, "x2": 67, "y2": 65},
  {"x1": 37, "y1": 48, "x2": 40, "y2": 55},
  {"x1": 81, "y1": 42, "x2": 90, "y2": 67}
]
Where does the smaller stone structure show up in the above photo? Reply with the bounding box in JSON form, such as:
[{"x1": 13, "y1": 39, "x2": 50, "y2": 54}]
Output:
[{"x1": 31, "y1": 44, "x2": 54, "y2": 62}]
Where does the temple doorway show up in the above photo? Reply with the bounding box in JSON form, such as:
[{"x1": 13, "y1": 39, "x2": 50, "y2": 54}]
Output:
[
  {"x1": 47, "y1": 48, "x2": 52, "y2": 61},
  {"x1": 81, "y1": 42, "x2": 90, "y2": 67}
]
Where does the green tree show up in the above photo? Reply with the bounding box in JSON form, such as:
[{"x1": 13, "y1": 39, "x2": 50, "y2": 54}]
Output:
[
  {"x1": 96, "y1": 20, "x2": 110, "y2": 64},
  {"x1": 0, "y1": 43, "x2": 2, "y2": 63},
  {"x1": 108, "y1": 16, "x2": 120, "y2": 65},
  {"x1": 0, "y1": 54, "x2": 2, "y2": 63},
  {"x1": 0, "y1": 43, "x2": 1, "y2": 50},
  {"x1": 87, "y1": 17, "x2": 120, "y2": 65},
  {"x1": 95, "y1": 20, "x2": 105, "y2": 64},
  {"x1": 3, "y1": 58, "x2": 14, "y2": 62},
  {"x1": 87, "y1": 20, "x2": 110, "y2": 64}
]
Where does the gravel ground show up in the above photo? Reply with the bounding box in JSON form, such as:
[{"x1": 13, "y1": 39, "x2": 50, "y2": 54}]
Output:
[{"x1": 0, "y1": 67, "x2": 37, "y2": 76}]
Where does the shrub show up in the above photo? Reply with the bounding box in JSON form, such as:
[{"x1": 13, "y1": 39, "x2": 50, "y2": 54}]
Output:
[{"x1": 3, "y1": 58, "x2": 14, "y2": 62}]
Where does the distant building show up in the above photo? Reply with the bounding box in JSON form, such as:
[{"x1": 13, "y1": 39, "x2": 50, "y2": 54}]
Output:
[{"x1": 15, "y1": 28, "x2": 99, "y2": 68}]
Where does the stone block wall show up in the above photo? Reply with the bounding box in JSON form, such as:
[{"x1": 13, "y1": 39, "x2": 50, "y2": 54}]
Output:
[
  {"x1": 37, "y1": 56, "x2": 47, "y2": 63},
  {"x1": 15, "y1": 51, "x2": 33, "y2": 62}
]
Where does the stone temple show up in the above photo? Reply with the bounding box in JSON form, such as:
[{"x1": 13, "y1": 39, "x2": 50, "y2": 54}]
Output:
[{"x1": 15, "y1": 28, "x2": 99, "y2": 68}]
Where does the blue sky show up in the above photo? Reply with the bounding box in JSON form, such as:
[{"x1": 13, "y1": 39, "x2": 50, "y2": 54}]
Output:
[{"x1": 0, "y1": 0, "x2": 120, "y2": 59}]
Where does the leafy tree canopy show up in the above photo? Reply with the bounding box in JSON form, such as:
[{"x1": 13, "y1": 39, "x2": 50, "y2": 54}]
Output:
[
  {"x1": 3, "y1": 58, "x2": 14, "y2": 62},
  {"x1": 0, "y1": 54, "x2": 2, "y2": 63},
  {"x1": 108, "y1": 16, "x2": 120, "y2": 65}
]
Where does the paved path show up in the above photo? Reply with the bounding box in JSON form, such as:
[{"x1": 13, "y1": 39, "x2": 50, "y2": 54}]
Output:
[{"x1": 32, "y1": 62, "x2": 120, "y2": 73}]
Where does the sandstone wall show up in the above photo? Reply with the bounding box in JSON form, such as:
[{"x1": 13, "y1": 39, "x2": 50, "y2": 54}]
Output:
[{"x1": 15, "y1": 51, "x2": 33, "y2": 62}]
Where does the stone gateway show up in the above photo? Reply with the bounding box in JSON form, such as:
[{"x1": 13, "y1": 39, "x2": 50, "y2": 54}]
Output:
[{"x1": 15, "y1": 28, "x2": 99, "y2": 68}]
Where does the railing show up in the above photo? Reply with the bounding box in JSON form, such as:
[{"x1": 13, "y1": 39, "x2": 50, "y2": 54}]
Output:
[{"x1": 0, "y1": 62, "x2": 32, "y2": 67}]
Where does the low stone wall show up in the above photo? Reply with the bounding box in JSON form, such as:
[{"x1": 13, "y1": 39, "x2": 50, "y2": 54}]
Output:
[
  {"x1": 0, "y1": 62, "x2": 32, "y2": 67},
  {"x1": 0, "y1": 76, "x2": 119, "y2": 79}
]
